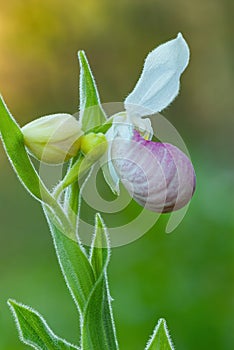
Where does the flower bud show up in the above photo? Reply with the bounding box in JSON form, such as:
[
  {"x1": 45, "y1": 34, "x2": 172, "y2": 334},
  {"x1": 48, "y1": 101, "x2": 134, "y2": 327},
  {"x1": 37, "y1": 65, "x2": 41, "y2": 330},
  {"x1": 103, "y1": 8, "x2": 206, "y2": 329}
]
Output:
[
  {"x1": 80, "y1": 132, "x2": 107, "y2": 161},
  {"x1": 22, "y1": 114, "x2": 83, "y2": 164}
]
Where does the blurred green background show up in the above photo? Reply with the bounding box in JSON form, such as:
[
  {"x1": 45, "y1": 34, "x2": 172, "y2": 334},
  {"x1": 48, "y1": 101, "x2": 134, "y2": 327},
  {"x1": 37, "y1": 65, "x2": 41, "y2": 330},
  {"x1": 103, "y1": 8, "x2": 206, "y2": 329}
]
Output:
[{"x1": 0, "y1": 0, "x2": 234, "y2": 349}]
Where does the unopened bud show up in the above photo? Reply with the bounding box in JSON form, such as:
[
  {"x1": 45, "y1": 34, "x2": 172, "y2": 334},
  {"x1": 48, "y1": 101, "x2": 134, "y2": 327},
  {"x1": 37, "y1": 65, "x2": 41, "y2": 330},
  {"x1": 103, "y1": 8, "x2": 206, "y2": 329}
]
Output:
[
  {"x1": 22, "y1": 113, "x2": 83, "y2": 164},
  {"x1": 80, "y1": 132, "x2": 107, "y2": 161}
]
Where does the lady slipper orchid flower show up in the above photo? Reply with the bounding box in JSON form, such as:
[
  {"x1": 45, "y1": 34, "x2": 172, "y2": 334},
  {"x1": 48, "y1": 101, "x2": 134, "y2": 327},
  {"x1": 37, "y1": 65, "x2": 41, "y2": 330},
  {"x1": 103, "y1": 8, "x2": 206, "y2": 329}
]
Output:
[
  {"x1": 111, "y1": 130, "x2": 195, "y2": 213},
  {"x1": 103, "y1": 33, "x2": 196, "y2": 213}
]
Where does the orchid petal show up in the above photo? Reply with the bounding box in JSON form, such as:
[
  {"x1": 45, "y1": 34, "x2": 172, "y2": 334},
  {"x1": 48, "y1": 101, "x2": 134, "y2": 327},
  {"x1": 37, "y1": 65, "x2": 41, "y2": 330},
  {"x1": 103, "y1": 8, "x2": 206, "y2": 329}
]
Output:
[
  {"x1": 101, "y1": 124, "x2": 120, "y2": 195},
  {"x1": 111, "y1": 131, "x2": 195, "y2": 213},
  {"x1": 102, "y1": 112, "x2": 153, "y2": 195},
  {"x1": 124, "y1": 33, "x2": 190, "y2": 117}
]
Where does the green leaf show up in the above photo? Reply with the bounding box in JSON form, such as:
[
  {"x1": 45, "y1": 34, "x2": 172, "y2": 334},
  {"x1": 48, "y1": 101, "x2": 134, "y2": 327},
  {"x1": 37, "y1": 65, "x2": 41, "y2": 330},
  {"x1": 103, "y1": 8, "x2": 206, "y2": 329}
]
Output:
[
  {"x1": 78, "y1": 51, "x2": 106, "y2": 131},
  {"x1": 89, "y1": 213, "x2": 109, "y2": 278},
  {"x1": 45, "y1": 208, "x2": 95, "y2": 314},
  {"x1": 64, "y1": 180, "x2": 80, "y2": 222},
  {"x1": 81, "y1": 214, "x2": 119, "y2": 350},
  {"x1": 0, "y1": 95, "x2": 52, "y2": 204},
  {"x1": 84, "y1": 120, "x2": 112, "y2": 135},
  {"x1": 0, "y1": 96, "x2": 73, "y2": 237},
  {"x1": 63, "y1": 154, "x2": 82, "y2": 227},
  {"x1": 8, "y1": 299, "x2": 79, "y2": 350},
  {"x1": 145, "y1": 319, "x2": 175, "y2": 350}
]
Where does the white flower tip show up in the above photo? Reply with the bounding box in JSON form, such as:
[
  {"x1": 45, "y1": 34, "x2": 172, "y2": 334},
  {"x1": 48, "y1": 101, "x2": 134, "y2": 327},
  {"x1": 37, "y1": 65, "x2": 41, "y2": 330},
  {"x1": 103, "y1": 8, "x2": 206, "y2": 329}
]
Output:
[
  {"x1": 124, "y1": 32, "x2": 190, "y2": 117},
  {"x1": 175, "y1": 32, "x2": 190, "y2": 72}
]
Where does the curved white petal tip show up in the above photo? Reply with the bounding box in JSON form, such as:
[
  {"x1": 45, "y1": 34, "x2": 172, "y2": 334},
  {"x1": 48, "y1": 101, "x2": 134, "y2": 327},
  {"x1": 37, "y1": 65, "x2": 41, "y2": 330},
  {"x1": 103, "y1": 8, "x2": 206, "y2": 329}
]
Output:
[{"x1": 124, "y1": 33, "x2": 190, "y2": 117}]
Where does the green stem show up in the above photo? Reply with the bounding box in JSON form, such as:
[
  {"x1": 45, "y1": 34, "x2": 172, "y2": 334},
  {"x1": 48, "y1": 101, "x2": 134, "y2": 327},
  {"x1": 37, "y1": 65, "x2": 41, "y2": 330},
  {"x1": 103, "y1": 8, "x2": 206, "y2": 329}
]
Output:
[{"x1": 53, "y1": 154, "x2": 94, "y2": 200}]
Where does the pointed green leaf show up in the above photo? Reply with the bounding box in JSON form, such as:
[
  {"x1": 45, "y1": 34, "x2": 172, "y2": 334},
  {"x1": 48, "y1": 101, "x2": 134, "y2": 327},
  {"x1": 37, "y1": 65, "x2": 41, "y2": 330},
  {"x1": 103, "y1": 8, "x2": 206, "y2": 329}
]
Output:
[
  {"x1": 90, "y1": 213, "x2": 109, "y2": 278},
  {"x1": 85, "y1": 121, "x2": 112, "y2": 135},
  {"x1": 64, "y1": 180, "x2": 80, "y2": 222},
  {"x1": 145, "y1": 319, "x2": 175, "y2": 350},
  {"x1": 8, "y1": 299, "x2": 79, "y2": 350},
  {"x1": 45, "y1": 208, "x2": 95, "y2": 314},
  {"x1": 82, "y1": 277, "x2": 118, "y2": 350},
  {"x1": 81, "y1": 214, "x2": 119, "y2": 350},
  {"x1": 0, "y1": 96, "x2": 72, "y2": 237},
  {"x1": 0, "y1": 95, "x2": 52, "y2": 204},
  {"x1": 63, "y1": 155, "x2": 82, "y2": 228},
  {"x1": 78, "y1": 51, "x2": 106, "y2": 131}
]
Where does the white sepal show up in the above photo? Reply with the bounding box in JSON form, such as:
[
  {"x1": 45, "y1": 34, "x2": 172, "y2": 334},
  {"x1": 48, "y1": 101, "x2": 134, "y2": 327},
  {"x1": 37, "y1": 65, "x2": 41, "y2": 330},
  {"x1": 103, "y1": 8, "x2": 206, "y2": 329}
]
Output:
[
  {"x1": 125, "y1": 33, "x2": 190, "y2": 117},
  {"x1": 101, "y1": 123, "x2": 120, "y2": 195}
]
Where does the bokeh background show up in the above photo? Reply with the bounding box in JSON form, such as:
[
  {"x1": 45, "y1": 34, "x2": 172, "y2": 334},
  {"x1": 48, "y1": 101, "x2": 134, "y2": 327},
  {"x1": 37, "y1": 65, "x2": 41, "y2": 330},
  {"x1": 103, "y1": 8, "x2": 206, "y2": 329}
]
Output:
[{"x1": 0, "y1": 0, "x2": 234, "y2": 349}]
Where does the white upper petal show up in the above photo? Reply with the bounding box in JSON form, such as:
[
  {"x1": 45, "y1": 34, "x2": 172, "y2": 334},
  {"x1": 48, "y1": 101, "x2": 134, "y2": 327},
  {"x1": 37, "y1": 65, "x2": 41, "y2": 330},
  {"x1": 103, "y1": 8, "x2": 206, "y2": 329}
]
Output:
[{"x1": 124, "y1": 33, "x2": 190, "y2": 117}]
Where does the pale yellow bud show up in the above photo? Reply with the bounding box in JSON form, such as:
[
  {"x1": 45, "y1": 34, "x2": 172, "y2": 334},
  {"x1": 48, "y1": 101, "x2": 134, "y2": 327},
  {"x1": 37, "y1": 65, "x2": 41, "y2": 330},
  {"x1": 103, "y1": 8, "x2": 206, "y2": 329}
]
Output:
[
  {"x1": 80, "y1": 132, "x2": 107, "y2": 161},
  {"x1": 22, "y1": 113, "x2": 83, "y2": 164}
]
